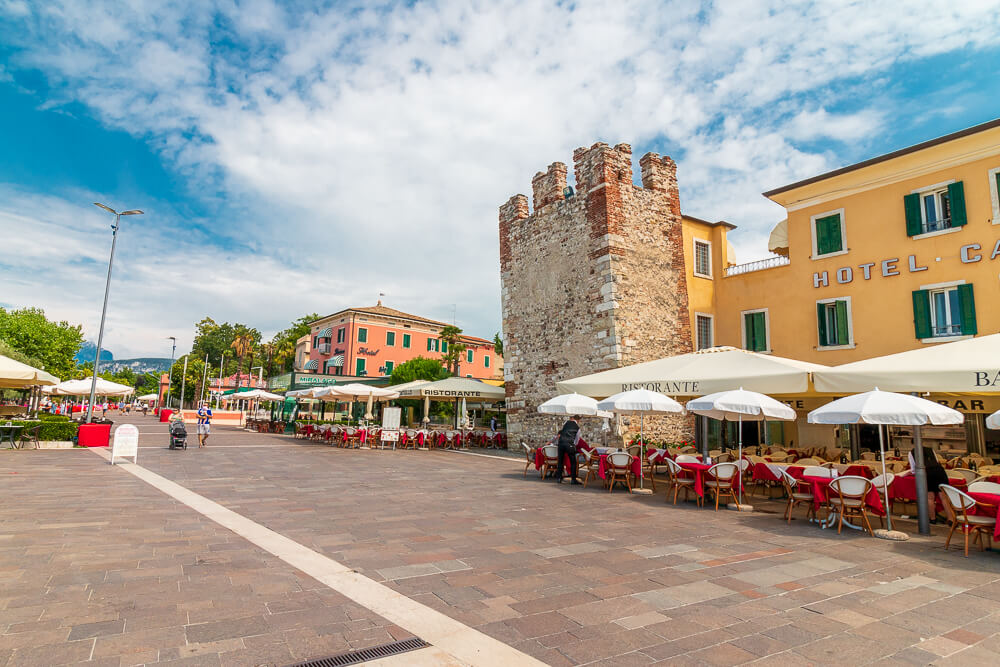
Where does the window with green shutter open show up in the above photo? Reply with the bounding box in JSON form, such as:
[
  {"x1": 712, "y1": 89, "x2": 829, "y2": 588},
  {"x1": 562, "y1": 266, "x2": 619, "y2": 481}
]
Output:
[
  {"x1": 904, "y1": 181, "x2": 966, "y2": 236},
  {"x1": 813, "y1": 213, "x2": 844, "y2": 256},
  {"x1": 817, "y1": 300, "x2": 850, "y2": 347},
  {"x1": 743, "y1": 311, "x2": 767, "y2": 352},
  {"x1": 912, "y1": 284, "x2": 976, "y2": 338}
]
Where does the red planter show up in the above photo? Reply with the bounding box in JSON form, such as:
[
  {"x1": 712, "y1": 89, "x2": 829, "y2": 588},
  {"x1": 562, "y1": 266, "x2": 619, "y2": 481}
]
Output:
[
  {"x1": 78, "y1": 423, "x2": 112, "y2": 447},
  {"x1": 159, "y1": 409, "x2": 174, "y2": 423}
]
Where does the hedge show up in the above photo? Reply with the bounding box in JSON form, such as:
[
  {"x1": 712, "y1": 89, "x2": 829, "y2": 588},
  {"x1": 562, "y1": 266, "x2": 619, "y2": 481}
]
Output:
[
  {"x1": 38, "y1": 414, "x2": 71, "y2": 422},
  {"x1": 7, "y1": 419, "x2": 79, "y2": 441}
]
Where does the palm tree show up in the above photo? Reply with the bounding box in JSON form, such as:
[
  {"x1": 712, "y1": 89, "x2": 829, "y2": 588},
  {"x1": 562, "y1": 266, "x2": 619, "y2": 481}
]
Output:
[
  {"x1": 438, "y1": 325, "x2": 467, "y2": 376},
  {"x1": 231, "y1": 334, "x2": 254, "y2": 388}
]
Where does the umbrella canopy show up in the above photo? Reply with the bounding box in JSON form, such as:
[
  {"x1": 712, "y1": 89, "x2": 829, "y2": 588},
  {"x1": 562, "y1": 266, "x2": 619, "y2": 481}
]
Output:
[
  {"x1": 237, "y1": 389, "x2": 285, "y2": 401},
  {"x1": 987, "y1": 410, "x2": 1000, "y2": 430},
  {"x1": 314, "y1": 384, "x2": 400, "y2": 400},
  {"x1": 285, "y1": 388, "x2": 319, "y2": 398},
  {"x1": 813, "y1": 333, "x2": 1000, "y2": 393},
  {"x1": 807, "y1": 389, "x2": 963, "y2": 426},
  {"x1": 0, "y1": 354, "x2": 59, "y2": 388},
  {"x1": 558, "y1": 346, "x2": 827, "y2": 398},
  {"x1": 46, "y1": 377, "x2": 134, "y2": 396},
  {"x1": 387, "y1": 380, "x2": 431, "y2": 393},
  {"x1": 396, "y1": 376, "x2": 506, "y2": 401},
  {"x1": 597, "y1": 389, "x2": 684, "y2": 415},
  {"x1": 686, "y1": 388, "x2": 796, "y2": 422},
  {"x1": 137, "y1": 393, "x2": 159, "y2": 401},
  {"x1": 538, "y1": 393, "x2": 614, "y2": 419}
]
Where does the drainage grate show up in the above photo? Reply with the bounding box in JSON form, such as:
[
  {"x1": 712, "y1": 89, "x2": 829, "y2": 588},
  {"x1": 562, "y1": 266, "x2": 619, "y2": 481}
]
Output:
[{"x1": 289, "y1": 638, "x2": 430, "y2": 667}]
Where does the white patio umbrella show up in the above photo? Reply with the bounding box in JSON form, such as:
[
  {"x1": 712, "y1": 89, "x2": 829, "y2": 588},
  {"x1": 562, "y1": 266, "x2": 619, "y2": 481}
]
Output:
[
  {"x1": 238, "y1": 389, "x2": 284, "y2": 401},
  {"x1": 314, "y1": 384, "x2": 399, "y2": 424},
  {"x1": 46, "y1": 377, "x2": 134, "y2": 396},
  {"x1": 986, "y1": 410, "x2": 1000, "y2": 430},
  {"x1": 538, "y1": 393, "x2": 614, "y2": 418},
  {"x1": 598, "y1": 389, "x2": 684, "y2": 492},
  {"x1": 808, "y1": 388, "x2": 963, "y2": 537},
  {"x1": 0, "y1": 354, "x2": 59, "y2": 388},
  {"x1": 686, "y1": 388, "x2": 796, "y2": 506},
  {"x1": 137, "y1": 393, "x2": 159, "y2": 401}
]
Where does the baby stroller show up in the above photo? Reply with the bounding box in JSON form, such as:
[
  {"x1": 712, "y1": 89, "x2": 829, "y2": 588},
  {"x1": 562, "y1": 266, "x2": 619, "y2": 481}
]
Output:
[{"x1": 169, "y1": 418, "x2": 188, "y2": 450}]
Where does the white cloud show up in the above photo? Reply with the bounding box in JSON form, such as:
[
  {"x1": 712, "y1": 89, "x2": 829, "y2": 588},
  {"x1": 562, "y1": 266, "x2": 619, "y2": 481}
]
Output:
[{"x1": 2, "y1": 0, "x2": 999, "y2": 356}]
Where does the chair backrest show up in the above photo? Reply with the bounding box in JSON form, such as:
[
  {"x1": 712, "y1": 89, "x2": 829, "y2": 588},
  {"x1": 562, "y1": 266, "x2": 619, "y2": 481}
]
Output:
[
  {"x1": 607, "y1": 451, "x2": 633, "y2": 469},
  {"x1": 737, "y1": 458, "x2": 750, "y2": 471},
  {"x1": 680, "y1": 445, "x2": 696, "y2": 453},
  {"x1": 522, "y1": 442, "x2": 532, "y2": 454},
  {"x1": 665, "y1": 458, "x2": 682, "y2": 476},
  {"x1": 949, "y1": 468, "x2": 978, "y2": 483},
  {"x1": 796, "y1": 457, "x2": 820, "y2": 466},
  {"x1": 779, "y1": 470, "x2": 799, "y2": 494},
  {"x1": 968, "y1": 480, "x2": 1000, "y2": 495},
  {"x1": 860, "y1": 451, "x2": 876, "y2": 460},
  {"x1": 768, "y1": 452, "x2": 789, "y2": 462},
  {"x1": 829, "y1": 475, "x2": 871, "y2": 499},
  {"x1": 940, "y1": 484, "x2": 976, "y2": 514},
  {"x1": 708, "y1": 449, "x2": 722, "y2": 458},
  {"x1": 803, "y1": 466, "x2": 833, "y2": 478},
  {"x1": 870, "y1": 473, "x2": 895, "y2": 492},
  {"x1": 708, "y1": 462, "x2": 738, "y2": 481},
  {"x1": 715, "y1": 452, "x2": 734, "y2": 462},
  {"x1": 676, "y1": 454, "x2": 700, "y2": 463},
  {"x1": 541, "y1": 444, "x2": 559, "y2": 461}
]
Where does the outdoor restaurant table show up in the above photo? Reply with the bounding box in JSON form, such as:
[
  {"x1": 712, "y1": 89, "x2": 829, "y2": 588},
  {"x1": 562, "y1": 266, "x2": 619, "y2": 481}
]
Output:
[
  {"x1": 967, "y1": 492, "x2": 1000, "y2": 541},
  {"x1": 533, "y1": 439, "x2": 590, "y2": 476},
  {"x1": 890, "y1": 472, "x2": 967, "y2": 512},
  {"x1": 800, "y1": 474, "x2": 885, "y2": 516},
  {"x1": 597, "y1": 452, "x2": 642, "y2": 481},
  {"x1": 676, "y1": 461, "x2": 715, "y2": 497},
  {"x1": 0, "y1": 424, "x2": 23, "y2": 448}
]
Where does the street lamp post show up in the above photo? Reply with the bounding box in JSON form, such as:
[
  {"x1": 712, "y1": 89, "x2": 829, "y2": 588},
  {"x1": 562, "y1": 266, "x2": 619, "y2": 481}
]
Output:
[
  {"x1": 86, "y1": 203, "x2": 143, "y2": 424},
  {"x1": 165, "y1": 336, "x2": 177, "y2": 410}
]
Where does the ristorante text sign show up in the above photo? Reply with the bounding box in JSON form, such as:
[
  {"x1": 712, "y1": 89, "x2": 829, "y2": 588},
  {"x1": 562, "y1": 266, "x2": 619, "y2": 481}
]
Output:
[
  {"x1": 812, "y1": 239, "x2": 1000, "y2": 288},
  {"x1": 621, "y1": 381, "x2": 701, "y2": 394}
]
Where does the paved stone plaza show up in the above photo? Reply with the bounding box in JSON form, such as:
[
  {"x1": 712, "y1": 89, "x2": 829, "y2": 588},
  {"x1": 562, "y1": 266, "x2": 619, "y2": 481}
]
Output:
[{"x1": 3, "y1": 417, "x2": 1000, "y2": 666}]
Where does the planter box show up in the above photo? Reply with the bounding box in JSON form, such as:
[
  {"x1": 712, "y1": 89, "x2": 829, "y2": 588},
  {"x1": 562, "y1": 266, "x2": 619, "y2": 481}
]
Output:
[
  {"x1": 78, "y1": 423, "x2": 112, "y2": 447},
  {"x1": 159, "y1": 409, "x2": 174, "y2": 423}
]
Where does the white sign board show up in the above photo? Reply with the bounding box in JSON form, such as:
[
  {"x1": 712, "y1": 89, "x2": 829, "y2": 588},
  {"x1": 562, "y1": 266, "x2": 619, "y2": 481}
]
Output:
[
  {"x1": 110, "y1": 424, "x2": 139, "y2": 465},
  {"x1": 380, "y1": 407, "x2": 402, "y2": 449}
]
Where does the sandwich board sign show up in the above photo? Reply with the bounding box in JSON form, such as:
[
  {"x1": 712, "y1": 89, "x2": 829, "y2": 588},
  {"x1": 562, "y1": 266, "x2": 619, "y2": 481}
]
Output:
[
  {"x1": 110, "y1": 424, "x2": 139, "y2": 465},
  {"x1": 380, "y1": 407, "x2": 401, "y2": 449}
]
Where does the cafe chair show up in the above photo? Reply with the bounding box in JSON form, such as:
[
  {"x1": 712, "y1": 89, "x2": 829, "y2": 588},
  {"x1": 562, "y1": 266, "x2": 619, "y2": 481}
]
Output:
[
  {"x1": 521, "y1": 442, "x2": 535, "y2": 477},
  {"x1": 828, "y1": 476, "x2": 875, "y2": 535},
  {"x1": 676, "y1": 454, "x2": 700, "y2": 463},
  {"x1": 796, "y1": 457, "x2": 821, "y2": 466},
  {"x1": 18, "y1": 425, "x2": 41, "y2": 450},
  {"x1": 581, "y1": 449, "x2": 601, "y2": 488},
  {"x1": 869, "y1": 473, "x2": 895, "y2": 528},
  {"x1": 968, "y1": 480, "x2": 1000, "y2": 495},
  {"x1": 540, "y1": 444, "x2": 560, "y2": 480},
  {"x1": 780, "y1": 470, "x2": 815, "y2": 523},
  {"x1": 949, "y1": 468, "x2": 979, "y2": 484},
  {"x1": 705, "y1": 462, "x2": 739, "y2": 511},
  {"x1": 940, "y1": 484, "x2": 997, "y2": 557},
  {"x1": 664, "y1": 458, "x2": 698, "y2": 506},
  {"x1": 606, "y1": 451, "x2": 635, "y2": 494},
  {"x1": 803, "y1": 465, "x2": 834, "y2": 478}
]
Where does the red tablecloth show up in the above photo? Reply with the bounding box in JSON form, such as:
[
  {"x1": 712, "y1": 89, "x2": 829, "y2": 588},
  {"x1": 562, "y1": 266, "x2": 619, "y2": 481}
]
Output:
[
  {"x1": 597, "y1": 454, "x2": 642, "y2": 481},
  {"x1": 677, "y1": 461, "x2": 714, "y2": 497},
  {"x1": 843, "y1": 465, "x2": 874, "y2": 478},
  {"x1": 752, "y1": 462, "x2": 782, "y2": 482},
  {"x1": 801, "y1": 475, "x2": 885, "y2": 515},
  {"x1": 967, "y1": 492, "x2": 1000, "y2": 540},
  {"x1": 533, "y1": 448, "x2": 574, "y2": 476}
]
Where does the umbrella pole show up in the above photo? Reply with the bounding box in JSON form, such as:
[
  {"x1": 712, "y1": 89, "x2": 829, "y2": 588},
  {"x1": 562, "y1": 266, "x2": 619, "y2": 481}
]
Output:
[
  {"x1": 737, "y1": 414, "x2": 743, "y2": 506},
  {"x1": 878, "y1": 425, "x2": 893, "y2": 532},
  {"x1": 639, "y1": 414, "x2": 644, "y2": 490},
  {"x1": 913, "y1": 426, "x2": 931, "y2": 535}
]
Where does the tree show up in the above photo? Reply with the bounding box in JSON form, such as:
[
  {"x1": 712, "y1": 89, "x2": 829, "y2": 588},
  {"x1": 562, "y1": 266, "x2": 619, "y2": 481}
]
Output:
[
  {"x1": 389, "y1": 357, "x2": 449, "y2": 385},
  {"x1": 269, "y1": 313, "x2": 319, "y2": 373},
  {"x1": 493, "y1": 332, "x2": 503, "y2": 356},
  {"x1": 0, "y1": 307, "x2": 83, "y2": 379},
  {"x1": 438, "y1": 325, "x2": 467, "y2": 376},
  {"x1": 231, "y1": 333, "x2": 255, "y2": 387},
  {"x1": 0, "y1": 338, "x2": 46, "y2": 370},
  {"x1": 166, "y1": 356, "x2": 209, "y2": 407}
]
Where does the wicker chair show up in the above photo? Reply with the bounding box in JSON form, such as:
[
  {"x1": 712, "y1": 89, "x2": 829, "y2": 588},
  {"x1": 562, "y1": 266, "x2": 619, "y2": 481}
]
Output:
[
  {"x1": 664, "y1": 458, "x2": 698, "y2": 505},
  {"x1": 870, "y1": 473, "x2": 895, "y2": 528},
  {"x1": 522, "y1": 442, "x2": 535, "y2": 477},
  {"x1": 676, "y1": 454, "x2": 700, "y2": 463},
  {"x1": 828, "y1": 476, "x2": 874, "y2": 535},
  {"x1": 704, "y1": 462, "x2": 739, "y2": 510},
  {"x1": 17, "y1": 425, "x2": 40, "y2": 450},
  {"x1": 949, "y1": 468, "x2": 979, "y2": 483},
  {"x1": 940, "y1": 484, "x2": 997, "y2": 556},
  {"x1": 540, "y1": 444, "x2": 560, "y2": 479},
  {"x1": 606, "y1": 452, "x2": 635, "y2": 493},
  {"x1": 581, "y1": 449, "x2": 601, "y2": 488},
  {"x1": 780, "y1": 470, "x2": 815, "y2": 523}
]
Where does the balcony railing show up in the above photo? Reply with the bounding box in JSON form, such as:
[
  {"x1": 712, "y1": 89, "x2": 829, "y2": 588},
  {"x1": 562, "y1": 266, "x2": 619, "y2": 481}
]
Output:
[{"x1": 724, "y1": 255, "x2": 791, "y2": 277}]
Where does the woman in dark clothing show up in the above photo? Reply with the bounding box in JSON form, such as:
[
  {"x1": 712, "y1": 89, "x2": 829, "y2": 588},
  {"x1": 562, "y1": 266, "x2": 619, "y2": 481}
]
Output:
[{"x1": 909, "y1": 445, "x2": 948, "y2": 522}]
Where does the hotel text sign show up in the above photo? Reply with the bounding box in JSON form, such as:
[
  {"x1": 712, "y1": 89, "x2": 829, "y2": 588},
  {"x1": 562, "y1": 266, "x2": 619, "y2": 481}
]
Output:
[{"x1": 812, "y1": 240, "x2": 1000, "y2": 288}]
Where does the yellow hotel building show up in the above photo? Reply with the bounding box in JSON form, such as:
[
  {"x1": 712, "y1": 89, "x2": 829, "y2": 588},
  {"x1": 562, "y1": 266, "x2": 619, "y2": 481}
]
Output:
[{"x1": 681, "y1": 118, "x2": 1000, "y2": 456}]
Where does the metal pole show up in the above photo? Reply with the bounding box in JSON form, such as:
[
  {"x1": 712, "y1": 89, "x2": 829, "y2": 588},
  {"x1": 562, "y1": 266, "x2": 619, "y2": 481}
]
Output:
[
  {"x1": 179, "y1": 356, "x2": 188, "y2": 413},
  {"x1": 86, "y1": 213, "x2": 120, "y2": 424},
  {"x1": 217, "y1": 354, "x2": 225, "y2": 408},
  {"x1": 877, "y1": 425, "x2": 894, "y2": 532},
  {"x1": 913, "y1": 425, "x2": 931, "y2": 535},
  {"x1": 165, "y1": 338, "x2": 176, "y2": 410},
  {"x1": 201, "y1": 354, "x2": 209, "y2": 404}
]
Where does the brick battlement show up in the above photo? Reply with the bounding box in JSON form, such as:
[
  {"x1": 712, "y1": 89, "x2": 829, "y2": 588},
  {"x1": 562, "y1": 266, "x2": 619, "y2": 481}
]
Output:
[{"x1": 498, "y1": 142, "x2": 694, "y2": 448}]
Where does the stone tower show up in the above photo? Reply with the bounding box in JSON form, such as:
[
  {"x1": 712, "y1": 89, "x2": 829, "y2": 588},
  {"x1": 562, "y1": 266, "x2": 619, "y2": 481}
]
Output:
[{"x1": 499, "y1": 142, "x2": 693, "y2": 446}]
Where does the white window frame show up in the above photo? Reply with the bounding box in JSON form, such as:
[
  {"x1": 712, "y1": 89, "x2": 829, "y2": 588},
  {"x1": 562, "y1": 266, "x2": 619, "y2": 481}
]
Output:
[
  {"x1": 989, "y1": 167, "x2": 1000, "y2": 225},
  {"x1": 810, "y1": 208, "x2": 848, "y2": 260},
  {"x1": 918, "y1": 279, "x2": 971, "y2": 344},
  {"x1": 694, "y1": 312, "x2": 714, "y2": 351},
  {"x1": 815, "y1": 295, "x2": 855, "y2": 350},
  {"x1": 693, "y1": 239, "x2": 712, "y2": 279},
  {"x1": 910, "y1": 179, "x2": 958, "y2": 238},
  {"x1": 740, "y1": 308, "x2": 771, "y2": 354}
]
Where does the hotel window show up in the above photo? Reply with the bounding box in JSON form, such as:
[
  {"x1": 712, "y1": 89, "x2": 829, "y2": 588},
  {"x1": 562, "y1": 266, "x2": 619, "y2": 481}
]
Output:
[
  {"x1": 357, "y1": 328, "x2": 368, "y2": 343},
  {"x1": 427, "y1": 338, "x2": 439, "y2": 352},
  {"x1": 913, "y1": 283, "x2": 976, "y2": 339},
  {"x1": 466, "y1": 349, "x2": 474, "y2": 363},
  {"x1": 693, "y1": 239, "x2": 712, "y2": 278},
  {"x1": 336, "y1": 327, "x2": 345, "y2": 343},
  {"x1": 402, "y1": 333, "x2": 411, "y2": 348},
  {"x1": 355, "y1": 358, "x2": 366, "y2": 376},
  {"x1": 816, "y1": 298, "x2": 852, "y2": 348},
  {"x1": 384, "y1": 361, "x2": 394, "y2": 375},
  {"x1": 484, "y1": 354, "x2": 490, "y2": 368},
  {"x1": 386, "y1": 331, "x2": 395, "y2": 346},
  {"x1": 905, "y1": 181, "x2": 966, "y2": 236},
  {"x1": 695, "y1": 314, "x2": 713, "y2": 350},
  {"x1": 742, "y1": 309, "x2": 769, "y2": 353},
  {"x1": 811, "y1": 209, "x2": 846, "y2": 258}
]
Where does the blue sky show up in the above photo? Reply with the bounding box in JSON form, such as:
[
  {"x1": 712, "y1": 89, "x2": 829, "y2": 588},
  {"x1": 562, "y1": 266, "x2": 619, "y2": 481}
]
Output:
[{"x1": 1, "y1": 0, "x2": 999, "y2": 359}]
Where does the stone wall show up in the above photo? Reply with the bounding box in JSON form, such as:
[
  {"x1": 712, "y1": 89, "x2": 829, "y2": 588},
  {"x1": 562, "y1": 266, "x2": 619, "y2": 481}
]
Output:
[{"x1": 499, "y1": 142, "x2": 694, "y2": 448}]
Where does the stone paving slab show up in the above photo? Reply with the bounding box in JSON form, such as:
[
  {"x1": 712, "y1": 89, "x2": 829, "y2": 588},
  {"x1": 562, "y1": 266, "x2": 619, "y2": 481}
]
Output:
[{"x1": 6, "y1": 415, "x2": 1000, "y2": 665}]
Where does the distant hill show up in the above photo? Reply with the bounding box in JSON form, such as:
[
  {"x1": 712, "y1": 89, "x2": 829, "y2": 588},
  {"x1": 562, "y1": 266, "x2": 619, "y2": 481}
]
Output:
[
  {"x1": 106, "y1": 358, "x2": 173, "y2": 373},
  {"x1": 75, "y1": 341, "x2": 113, "y2": 363}
]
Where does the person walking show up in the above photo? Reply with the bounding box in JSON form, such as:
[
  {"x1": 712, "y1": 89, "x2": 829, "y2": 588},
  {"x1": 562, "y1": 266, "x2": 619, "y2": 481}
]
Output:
[
  {"x1": 196, "y1": 401, "x2": 213, "y2": 448},
  {"x1": 555, "y1": 415, "x2": 582, "y2": 485}
]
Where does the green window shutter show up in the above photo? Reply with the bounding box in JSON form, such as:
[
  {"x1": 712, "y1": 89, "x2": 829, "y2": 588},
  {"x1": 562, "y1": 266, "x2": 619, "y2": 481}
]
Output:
[
  {"x1": 442, "y1": 341, "x2": 448, "y2": 353},
  {"x1": 754, "y1": 312, "x2": 767, "y2": 351},
  {"x1": 912, "y1": 290, "x2": 932, "y2": 339},
  {"x1": 957, "y1": 283, "x2": 977, "y2": 335},
  {"x1": 466, "y1": 349, "x2": 473, "y2": 363},
  {"x1": 355, "y1": 358, "x2": 365, "y2": 375},
  {"x1": 834, "y1": 300, "x2": 849, "y2": 345},
  {"x1": 427, "y1": 338, "x2": 432, "y2": 351},
  {"x1": 357, "y1": 328, "x2": 367, "y2": 343},
  {"x1": 814, "y1": 216, "x2": 828, "y2": 255},
  {"x1": 386, "y1": 331, "x2": 395, "y2": 346},
  {"x1": 904, "y1": 193, "x2": 922, "y2": 236},
  {"x1": 948, "y1": 181, "x2": 967, "y2": 227},
  {"x1": 385, "y1": 361, "x2": 393, "y2": 374},
  {"x1": 403, "y1": 334, "x2": 410, "y2": 348},
  {"x1": 485, "y1": 355, "x2": 490, "y2": 368},
  {"x1": 743, "y1": 313, "x2": 754, "y2": 350},
  {"x1": 815, "y1": 214, "x2": 842, "y2": 255},
  {"x1": 817, "y1": 303, "x2": 828, "y2": 347}
]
